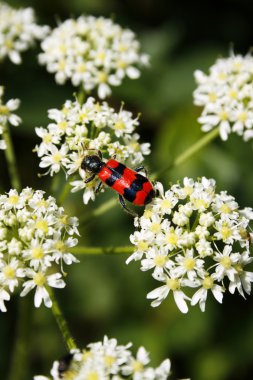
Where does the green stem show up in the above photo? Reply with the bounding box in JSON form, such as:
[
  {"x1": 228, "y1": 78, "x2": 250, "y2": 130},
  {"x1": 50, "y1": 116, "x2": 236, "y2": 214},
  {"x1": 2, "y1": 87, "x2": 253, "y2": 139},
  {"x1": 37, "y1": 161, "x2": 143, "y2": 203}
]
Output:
[
  {"x1": 152, "y1": 127, "x2": 220, "y2": 180},
  {"x1": 47, "y1": 287, "x2": 77, "y2": 351},
  {"x1": 71, "y1": 245, "x2": 134, "y2": 255},
  {"x1": 79, "y1": 197, "x2": 117, "y2": 224},
  {"x1": 7, "y1": 297, "x2": 31, "y2": 380},
  {"x1": 58, "y1": 181, "x2": 72, "y2": 205},
  {"x1": 2, "y1": 122, "x2": 21, "y2": 190}
]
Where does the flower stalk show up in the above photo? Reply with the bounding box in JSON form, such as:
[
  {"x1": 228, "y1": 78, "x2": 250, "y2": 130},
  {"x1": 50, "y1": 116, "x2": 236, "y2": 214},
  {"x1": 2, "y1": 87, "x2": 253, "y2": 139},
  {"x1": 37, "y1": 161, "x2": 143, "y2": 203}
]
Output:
[
  {"x1": 71, "y1": 245, "x2": 134, "y2": 255},
  {"x1": 152, "y1": 127, "x2": 220, "y2": 180},
  {"x1": 2, "y1": 122, "x2": 21, "y2": 190},
  {"x1": 47, "y1": 287, "x2": 77, "y2": 351}
]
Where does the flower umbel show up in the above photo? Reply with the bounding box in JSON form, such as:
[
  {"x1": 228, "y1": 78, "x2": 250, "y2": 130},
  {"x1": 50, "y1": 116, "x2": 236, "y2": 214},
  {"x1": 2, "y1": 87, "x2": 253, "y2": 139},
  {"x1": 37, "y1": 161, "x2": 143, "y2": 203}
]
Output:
[
  {"x1": 128, "y1": 178, "x2": 253, "y2": 312},
  {"x1": 33, "y1": 336, "x2": 173, "y2": 380},
  {"x1": 0, "y1": 2, "x2": 49, "y2": 64},
  {"x1": 0, "y1": 86, "x2": 21, "y2": 150},
  {"x1": 34, "y1": 97, "x2": 150, "y2": 204},
  {"x1": 38, "y1": 16, "x2": 149, "y2": 98},
  {"x1": 194, "y1": 52, "x2": 253, "y2": 141},
  {"x1": 0, "y1": 188, "x2": 79, "y2": 311}
]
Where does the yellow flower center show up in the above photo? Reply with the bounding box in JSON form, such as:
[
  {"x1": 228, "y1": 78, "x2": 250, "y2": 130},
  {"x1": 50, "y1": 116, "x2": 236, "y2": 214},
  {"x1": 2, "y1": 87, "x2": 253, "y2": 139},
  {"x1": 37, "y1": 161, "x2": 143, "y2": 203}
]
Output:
[
  {"x1": 97, "y1": 51, "x2": 106, "y2": 61},
  {"x1": 98, "y1": 71, "x2": 107, "y2": 83},
  {"x1": 59, "y1": 44, "x2": 67, "y2": 54},
  {"x1": 228, "y1": 89, "x2": 238, "y2": 100},
  {"x1": 220, "y1": 256, "x2": 231, "y2": 269},
  {"x1": 117, "y1": 59, "x2": 127, "y2": 69},
  {"x1": 183, "y1": 257, "x2": 195, "y2": 270},
  {"x1": 238, "y1": 111, "x2": 247, "y2": 122},
  {"x1": 137, "y1": 240, "x2": 149, "y2": 251},
  {"x1": 166, "y1": 278, "x2": 180, "y2": 291},
  {"x1": 183, "y1": 186, "x2": 194, "y2": 196},
  {"x1": 37, "y1": 200, "x2": 48, "y2": 208},
  {"x1": 77, "y1": 63, "x2": 86, "y2": 73},
  {"x1": 118, "y1": 43, "x2": 127, "y2": 52},
  {"x1": 86, "y1": 371, "x2": 99, "y2": 380},
  {"x1": 54, "y1": 241, "x2": 66, "y2": 252},
  {"x1": 220, "y1": 204, "x2": 232, "y2": 214},
  {"x1": 202, "y1": 276, "x2": 213, "y2": 289},
  {"x1": 165, "y1": 232, "x2": 178, "y2": 245},
  {"x1": 33, "y1": 272, "x2": 46, "y2": 287},
  {"x1": 104, "y1": 355, "x2": 116, "y2": 367},
  {"x1": 31, "y1": 247, "x2": 44, "y2": 259},
  {"x1": 52, "y1": 152, "x2": 62, "y2": 164},
  {"x1": 114, "y1": 120, "x2": 125, "y2": 130},
  {"x1": 3, "y1": 265, "x2": 15, "y2": 279},
  {"x1": 221, "y1": 225, "x2": 232, "y2": 240},
  {"x1": 43, "y1": 133, "x2": 52, "y2": 144},
  {"x1": 193, "y1": 198, "x2": 208, "y2": 210},
  {"x1": 217, "y1": 72, "x2": 227, "y2": 80},
  {"x1": 150, "y1": 222, "x2": 161, "y2": 233},
  {"x1": 154, "y1": 255, "x2": 166, "y2": 267},
  {"x1": 132, "y1": 360, "x2": 144, "y2": 372},
  {"x1": 208, "y1": 92, "x2": 217, "y2": 102},
  {"x1": 234, "y1": 264, "x2": 243, "y2": 274},
  {"x1": 0, "y1": 105, "x2": 9, "y2": 115},
  {"x1": 58, "y1": 121, "x2": 68, "y2": 131},
  {"x1": 219, "y1": 110, "x2": 228, "y2": 121},
  {"x1": 160, "y1": 199, "x2": 172, "y2": 209},
  {"x1": 8, "y1": 195, "x2": 19, "y2": 205},
  {"x1": 35, "y1": 220, "x2": 48, "y2": 233},
  {"x1": 58, "y1": 59, "x2": 66, "y2": 70}
]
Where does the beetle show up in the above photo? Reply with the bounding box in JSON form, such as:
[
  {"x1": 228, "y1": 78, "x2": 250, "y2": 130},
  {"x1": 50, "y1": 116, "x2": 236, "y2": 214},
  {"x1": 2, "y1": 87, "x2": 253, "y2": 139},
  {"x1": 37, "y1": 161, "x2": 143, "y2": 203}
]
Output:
[{"x1": 81, "y1": 150, "x2": 155, "y2": 215}]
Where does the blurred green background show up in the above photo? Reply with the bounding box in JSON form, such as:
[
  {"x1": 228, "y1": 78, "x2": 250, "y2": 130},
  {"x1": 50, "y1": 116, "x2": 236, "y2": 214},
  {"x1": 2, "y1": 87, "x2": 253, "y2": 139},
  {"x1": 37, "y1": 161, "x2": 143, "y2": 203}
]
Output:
[{"x1": 1, "y1": 0, "x2": 253, "y2": 379}]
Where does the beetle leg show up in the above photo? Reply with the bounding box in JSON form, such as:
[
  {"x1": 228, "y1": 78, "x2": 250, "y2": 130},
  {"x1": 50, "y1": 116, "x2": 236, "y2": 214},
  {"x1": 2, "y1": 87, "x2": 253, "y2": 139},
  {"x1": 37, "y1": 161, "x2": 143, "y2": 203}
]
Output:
[
  {"x1": 84, "y1": 174, "x2": 96, "y2": 183},
  {"x1": 118, "y1": 195, "x2": 137, "y2": 217},
  {"x1": 134, "y1": 166, "x2": 148, "y2": 176},
  {"x1": 95, "y1": 181, "x2": 103, "y2": 193}
]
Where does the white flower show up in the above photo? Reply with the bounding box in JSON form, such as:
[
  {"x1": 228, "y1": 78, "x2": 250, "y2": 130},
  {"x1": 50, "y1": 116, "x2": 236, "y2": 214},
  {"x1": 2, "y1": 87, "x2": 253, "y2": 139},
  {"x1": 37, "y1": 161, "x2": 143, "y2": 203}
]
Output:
[
  {"x1": 0, "y1": 188, "x2": 79, "y2": 311},
  {"x1": 128, "y1": 179, "x2": 253, "y2": 312},
  {"x1": 0, "y1": 2, "x2": 49, "y2": 64},
  {"x1": 39, "y1": 16, "x2": 148, "y2": 98},
  {"x1": 194, "y1": 52, "x2": 253, "y2": 141},
  {"x1": 35, "y1": 97, "x2": 150, "y2": 204},
  {"x1": 34, "y1": 336, "x2": 175, "y2": 380},
  {"x1": 0, "y1": 86, "x2": 22, "y2": 150}
]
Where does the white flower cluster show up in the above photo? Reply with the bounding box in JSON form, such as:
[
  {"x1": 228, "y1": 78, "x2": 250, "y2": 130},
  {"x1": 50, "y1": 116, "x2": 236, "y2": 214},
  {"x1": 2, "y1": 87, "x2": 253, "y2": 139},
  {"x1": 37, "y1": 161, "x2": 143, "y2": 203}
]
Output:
[
  {"x1": 194, "y1": 53, "x2": 253, "y2": 141},
  {"x1": 0, "y1": 188, "x2": 79, "y2": 312},
  {"x1": 0, "y1": 2, "x2": 49, "y2": 64},
  {"x1": 0, "y1": 86, "x2": 21, "y2": 150},
  {"x1": 34, "y1": 97, "x2": 150, "y2": 204},
  {"x1": 34, "y1": 336, "x2": 172, "y2": 380},
  {"x1": 39, "y1": 16, "x2": 149, "y2": 99},
  {"x1": 127, "y1": 178, "x2": 253, "y2": 313}
]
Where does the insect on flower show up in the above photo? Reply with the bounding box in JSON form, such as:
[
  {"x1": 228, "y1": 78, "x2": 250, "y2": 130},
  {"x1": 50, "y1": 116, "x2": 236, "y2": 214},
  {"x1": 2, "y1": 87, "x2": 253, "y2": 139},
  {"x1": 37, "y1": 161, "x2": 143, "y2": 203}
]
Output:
[{"x1": 81, "y1": 150, "x2": 156, "y2": 215}]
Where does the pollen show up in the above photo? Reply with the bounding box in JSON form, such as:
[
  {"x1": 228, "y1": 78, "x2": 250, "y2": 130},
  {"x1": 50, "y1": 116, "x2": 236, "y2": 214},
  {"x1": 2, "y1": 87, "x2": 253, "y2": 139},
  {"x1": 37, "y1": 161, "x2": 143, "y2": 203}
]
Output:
[
  {"x1": 117, "y1": 59, "x2": 127, "y2": 69},
  {"x1": 33, "y1": 272, "x2": 46, "y2": 287},
  {"x1": 167, "y1": 278, "x2": 180, "y2": 291},
  {"x1": 58, "y1": 121, "x2": 68, "y2": 131},
  {"x1": 3, "y1": 265, "x2": 15, "y2": 279},
  {"x1": 183, "y1": 257, "x2": 195, "y2": 270},
  {"x1": 237, "y1": 111, "x2": 247, "y2": 122},
  {"x1": 97, "y1": 51, "x2": 106, "y2": 61},
  {"x1": 228, "y1": 89, "x2": 238, "y2": 99},
  {"x1": 31, "y1": 247, "x2": 44, "y2": 259},
  {"x1": 77, "y1": 63, "x2": 86, "y2": 73},
  {"x1": 202, "y1": 276, "x2": 213, "y2": 289},
  {"x1": 54, "y1": 241, "x2": 66, "y2": 252},
  {"x1": 183, "y1": 186, "x2": 194, "y2": 196},
  {"x1": 154, "y1": 254, "x2": 166, "y2": 267}
]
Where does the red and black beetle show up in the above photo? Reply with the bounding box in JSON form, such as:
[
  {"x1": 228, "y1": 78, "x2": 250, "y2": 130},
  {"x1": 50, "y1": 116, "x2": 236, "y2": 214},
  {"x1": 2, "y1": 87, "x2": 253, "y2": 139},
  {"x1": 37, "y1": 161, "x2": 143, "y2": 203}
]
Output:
[{"x1": 81, "y1": 150, "x2": 155, "y2": 215}]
